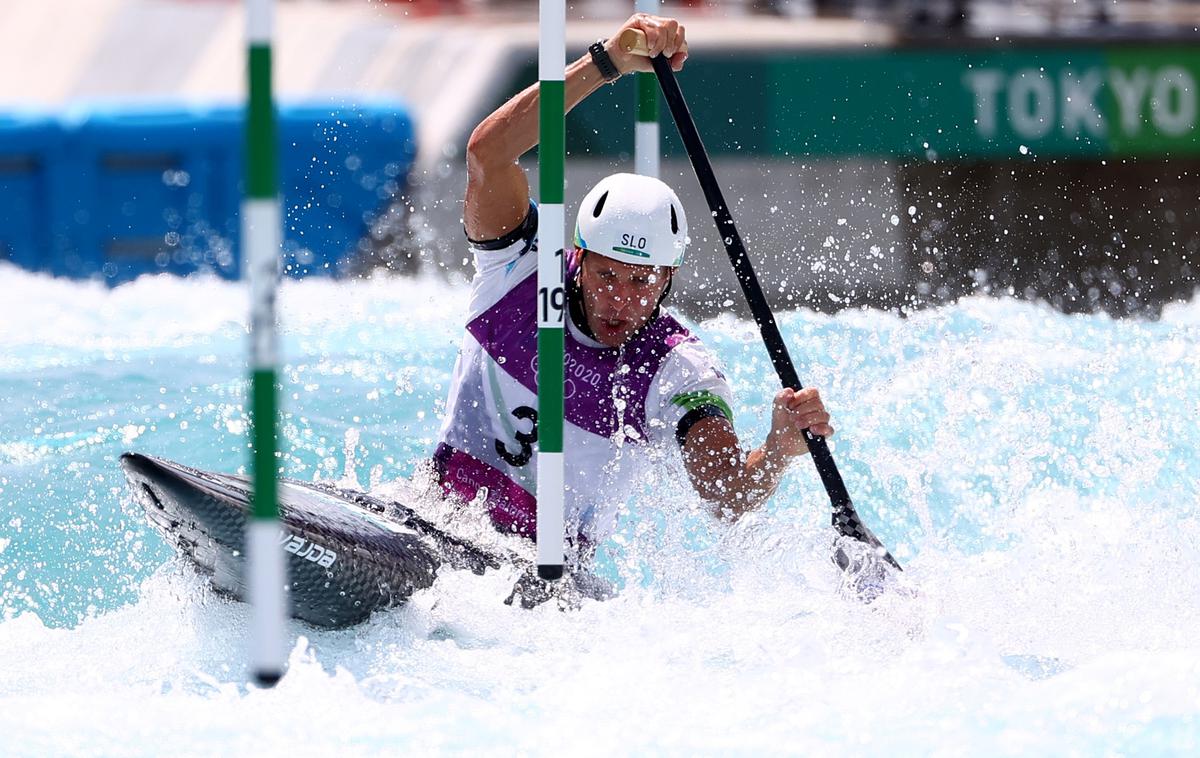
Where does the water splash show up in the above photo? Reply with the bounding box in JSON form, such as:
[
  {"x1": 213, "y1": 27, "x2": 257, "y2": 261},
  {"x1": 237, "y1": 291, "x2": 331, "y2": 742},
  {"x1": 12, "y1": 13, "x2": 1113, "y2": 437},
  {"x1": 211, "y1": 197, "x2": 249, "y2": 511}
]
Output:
[{"x1": 1, "y1": 264, "x2": 1199, "y2": 753}]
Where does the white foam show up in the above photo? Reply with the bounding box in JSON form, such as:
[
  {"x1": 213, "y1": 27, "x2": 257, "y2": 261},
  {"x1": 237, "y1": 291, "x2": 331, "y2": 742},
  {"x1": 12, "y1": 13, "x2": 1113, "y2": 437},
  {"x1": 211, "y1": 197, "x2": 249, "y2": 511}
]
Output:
[{"x1": 2, "y1": 266, "x2": 1200, "y2": 752}]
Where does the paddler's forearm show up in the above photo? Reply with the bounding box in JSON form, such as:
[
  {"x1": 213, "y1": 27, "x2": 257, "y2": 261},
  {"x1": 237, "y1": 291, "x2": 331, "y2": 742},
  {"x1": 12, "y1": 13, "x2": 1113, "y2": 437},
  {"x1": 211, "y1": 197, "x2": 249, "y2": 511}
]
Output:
[
  {"x1": 466, "y1": 53, "x2": 612, "y2": 170},
  {"x1": 683, "y1": 416, "x2": 802, "y2": 521},
  {"x1": 711, "y1": 441, "x2": 795, "y2": 521},
  {"x1": 708, "y1": 387, "x2": 830, "y2": 520}
]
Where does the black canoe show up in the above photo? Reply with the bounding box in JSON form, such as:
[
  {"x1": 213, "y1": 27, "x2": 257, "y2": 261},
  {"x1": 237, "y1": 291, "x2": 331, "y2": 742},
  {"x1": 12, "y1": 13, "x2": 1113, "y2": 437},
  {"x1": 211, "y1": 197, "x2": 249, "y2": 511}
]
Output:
[{"x1": 120, "y1": 453, "x2": 508, "y2": 628}]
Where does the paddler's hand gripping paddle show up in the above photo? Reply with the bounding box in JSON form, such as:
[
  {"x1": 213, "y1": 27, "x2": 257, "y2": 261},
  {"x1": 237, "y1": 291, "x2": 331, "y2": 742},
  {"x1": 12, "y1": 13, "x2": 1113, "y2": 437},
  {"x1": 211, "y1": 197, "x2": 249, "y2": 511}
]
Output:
[{"x1": 621, "y1": 29, "x2": 901, "y2": 572}]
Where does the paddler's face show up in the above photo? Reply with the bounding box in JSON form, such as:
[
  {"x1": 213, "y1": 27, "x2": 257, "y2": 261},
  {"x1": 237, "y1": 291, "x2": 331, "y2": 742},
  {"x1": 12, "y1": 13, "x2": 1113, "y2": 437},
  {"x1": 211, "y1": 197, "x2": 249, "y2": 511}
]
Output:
[{"x1": 578, "y1": 251, "x2": 672, "y2": 348}]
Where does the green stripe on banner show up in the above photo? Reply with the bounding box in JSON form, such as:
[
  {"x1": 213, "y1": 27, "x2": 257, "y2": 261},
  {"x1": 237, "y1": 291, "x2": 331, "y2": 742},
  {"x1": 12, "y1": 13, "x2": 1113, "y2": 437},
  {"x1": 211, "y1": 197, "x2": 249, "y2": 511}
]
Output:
[
  {"x1": 537, "y1": 328, "x2": 564, "y2": 452},
  {"x1": 511, "y1": 45, "x2": 1200, "y2": 160},
  {"x1": 637, "y1": 72, "x2": 659, "y2": 122},
  {"x1": 251, "y1": 368, "x2": 278, "y2": 519},
  {"x1": 538, "y1": 80, "x2": 564, "y2": 204},
  {"x1": 246, "y1": 45, "x2": 277, "y2": 199},
  {"x1": 671, "y1": 390, "x2": 733, "y2": 422}
]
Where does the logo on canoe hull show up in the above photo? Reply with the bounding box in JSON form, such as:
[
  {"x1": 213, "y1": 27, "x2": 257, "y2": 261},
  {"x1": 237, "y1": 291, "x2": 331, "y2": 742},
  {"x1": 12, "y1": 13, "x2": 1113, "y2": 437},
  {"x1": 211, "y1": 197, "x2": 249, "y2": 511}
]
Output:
[{"x1": 279, "y1": 533, "x2": 337, "y2": 568}]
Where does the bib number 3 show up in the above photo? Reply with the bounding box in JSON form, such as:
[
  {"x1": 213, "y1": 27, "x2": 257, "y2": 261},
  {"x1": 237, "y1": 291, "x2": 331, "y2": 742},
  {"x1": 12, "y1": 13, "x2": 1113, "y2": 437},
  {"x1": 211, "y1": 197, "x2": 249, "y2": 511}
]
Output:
[{"x1": 495, "y1": 406, "x2": 538, "y2": 467}]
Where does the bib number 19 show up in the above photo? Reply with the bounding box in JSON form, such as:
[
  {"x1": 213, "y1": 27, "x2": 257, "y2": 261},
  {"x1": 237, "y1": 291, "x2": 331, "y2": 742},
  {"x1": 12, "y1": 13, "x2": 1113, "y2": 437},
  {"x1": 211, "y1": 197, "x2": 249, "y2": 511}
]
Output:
[
  {"x1": 538, "y1": 248, "x2": 565, "y2": 326},
  {"x1": 539, "y1": 286, "x2": 565, "y2": 324}
]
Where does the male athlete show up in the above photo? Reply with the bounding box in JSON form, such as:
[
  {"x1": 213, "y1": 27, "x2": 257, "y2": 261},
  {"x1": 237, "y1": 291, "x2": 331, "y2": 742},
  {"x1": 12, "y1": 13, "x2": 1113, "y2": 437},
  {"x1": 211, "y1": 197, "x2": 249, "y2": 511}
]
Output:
[{"x1": 433, "y1": 14, "x2": 834, "y2": 588}]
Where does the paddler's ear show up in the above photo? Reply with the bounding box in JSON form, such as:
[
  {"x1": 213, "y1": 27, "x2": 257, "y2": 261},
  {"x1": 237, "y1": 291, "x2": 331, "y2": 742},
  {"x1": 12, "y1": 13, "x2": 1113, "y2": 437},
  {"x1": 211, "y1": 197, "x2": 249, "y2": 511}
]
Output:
[{"x1": 655, "y1": 266, "x2": 674, "y2": 309}]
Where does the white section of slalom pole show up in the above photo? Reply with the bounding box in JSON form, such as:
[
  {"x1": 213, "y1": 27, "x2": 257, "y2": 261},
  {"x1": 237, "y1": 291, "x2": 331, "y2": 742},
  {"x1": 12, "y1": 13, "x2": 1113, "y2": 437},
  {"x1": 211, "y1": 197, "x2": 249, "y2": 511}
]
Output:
[{"x1": 636, "y1": 121, "x2": 660, "y2": 178}]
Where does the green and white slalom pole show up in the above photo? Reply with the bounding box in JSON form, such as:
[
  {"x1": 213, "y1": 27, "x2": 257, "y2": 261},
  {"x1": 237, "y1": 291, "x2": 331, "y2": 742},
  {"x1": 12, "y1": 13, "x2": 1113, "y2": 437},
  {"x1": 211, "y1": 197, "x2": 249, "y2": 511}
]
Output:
[
  {"x1": 244, "y1": 0, "x2": 286, "y2": 687},
  {"x1": 634, "y1": 0, "x2": 660, "y2": 178},
  {"x1": 536, "y1": 0, "x2": 565, "y2": 581}
]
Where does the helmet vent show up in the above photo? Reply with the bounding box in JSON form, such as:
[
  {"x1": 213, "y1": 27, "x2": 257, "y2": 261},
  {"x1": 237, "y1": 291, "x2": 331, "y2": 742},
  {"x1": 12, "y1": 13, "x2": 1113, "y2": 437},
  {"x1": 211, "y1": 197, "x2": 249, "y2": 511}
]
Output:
[
  {"x1": 592, "y1": 191, "x2": 609, "y2": 218},
  {"x1": 670, "y1": 205, "x2": 679, "y2": 234}
]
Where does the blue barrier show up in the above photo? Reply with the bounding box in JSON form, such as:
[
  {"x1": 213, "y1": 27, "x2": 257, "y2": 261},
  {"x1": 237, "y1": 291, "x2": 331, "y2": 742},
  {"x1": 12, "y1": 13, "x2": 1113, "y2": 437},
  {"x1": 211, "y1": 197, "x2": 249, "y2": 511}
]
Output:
[
  {"x1": 67, "y1": 105, "x2": 242, "y2": 280},
  {"x1": 277, "y1": 102, "x2": 417, "y2": 278},
  {"x1": 0, "y1": 113, "x2": 69, "y2": 272},
  {"x1": 0, "y1": 101, "x2": 417, "y2": 283}
]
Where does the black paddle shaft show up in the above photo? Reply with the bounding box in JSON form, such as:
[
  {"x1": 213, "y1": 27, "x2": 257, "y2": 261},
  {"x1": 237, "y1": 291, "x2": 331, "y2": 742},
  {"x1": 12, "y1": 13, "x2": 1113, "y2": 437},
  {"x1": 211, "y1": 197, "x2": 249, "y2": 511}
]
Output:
[{"x1": 650, "y1": 56, "x2": 900, "y2": 570}]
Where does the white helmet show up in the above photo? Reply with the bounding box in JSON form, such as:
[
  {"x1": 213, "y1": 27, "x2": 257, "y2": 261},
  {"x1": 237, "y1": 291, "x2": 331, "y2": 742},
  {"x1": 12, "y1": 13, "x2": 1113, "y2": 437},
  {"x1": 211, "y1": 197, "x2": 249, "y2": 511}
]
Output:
[{"x1": 573, "y1": 173, "x2": 688, "y2": 267}]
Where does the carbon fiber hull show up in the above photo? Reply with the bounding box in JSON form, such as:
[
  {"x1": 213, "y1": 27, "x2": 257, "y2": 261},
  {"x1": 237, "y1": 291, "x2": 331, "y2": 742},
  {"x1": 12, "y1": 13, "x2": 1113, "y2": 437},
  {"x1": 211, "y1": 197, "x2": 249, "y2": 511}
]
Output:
[{"x1": 120, "y1": 453, "x2": 504, "y2": 628}]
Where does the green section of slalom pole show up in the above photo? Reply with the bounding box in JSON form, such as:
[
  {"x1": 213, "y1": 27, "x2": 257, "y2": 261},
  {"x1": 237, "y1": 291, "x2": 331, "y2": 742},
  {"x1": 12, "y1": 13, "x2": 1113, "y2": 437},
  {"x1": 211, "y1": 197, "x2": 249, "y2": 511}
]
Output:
[
  {"x1": 250, "y1": 368, "x2": 278, "y2": 519},
  {"x1": 536, "y1": 329, "x2": 564, "y2": 452},
  {"x1": 635, "y1": 0, "x2": 659, "y2": 126},
  {"x1": 538, "y1": 80, "x2": 565, "y2": 204},
  {"x1": 636, "y1": 72, "x2": 659, "y2": 123},
  {"x1": 246, "y1": 45, "x2": 277, "y2": 200}
]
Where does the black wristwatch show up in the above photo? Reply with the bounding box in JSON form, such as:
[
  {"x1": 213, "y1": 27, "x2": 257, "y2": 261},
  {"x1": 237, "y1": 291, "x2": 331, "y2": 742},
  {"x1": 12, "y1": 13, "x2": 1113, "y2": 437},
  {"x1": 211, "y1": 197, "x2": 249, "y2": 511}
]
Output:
[{"x1": 588, "y1": 40, "x2": 621, "y2": 83}]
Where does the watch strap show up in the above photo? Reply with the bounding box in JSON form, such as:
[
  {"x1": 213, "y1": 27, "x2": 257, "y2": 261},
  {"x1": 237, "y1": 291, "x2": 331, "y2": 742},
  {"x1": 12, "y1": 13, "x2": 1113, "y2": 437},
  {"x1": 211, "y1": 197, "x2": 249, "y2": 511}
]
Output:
[{"x1": 588, "y1": 40, "x2": 621, "y2": 83}]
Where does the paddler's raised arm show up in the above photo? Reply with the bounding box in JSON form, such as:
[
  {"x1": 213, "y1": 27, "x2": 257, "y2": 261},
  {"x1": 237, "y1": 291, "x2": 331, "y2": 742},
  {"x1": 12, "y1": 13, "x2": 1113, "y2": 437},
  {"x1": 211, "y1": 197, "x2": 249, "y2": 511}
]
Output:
[{"x1": 464, "y1": 13, "x2": 688, "y2": 242}]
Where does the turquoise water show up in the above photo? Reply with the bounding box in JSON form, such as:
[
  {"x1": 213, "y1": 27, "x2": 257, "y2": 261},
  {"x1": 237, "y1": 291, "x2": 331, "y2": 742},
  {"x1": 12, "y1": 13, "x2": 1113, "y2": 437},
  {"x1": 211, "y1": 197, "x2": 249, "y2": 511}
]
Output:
[{"x1": 2, "y1": 263, "x2": 1199, "y2": 754}]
